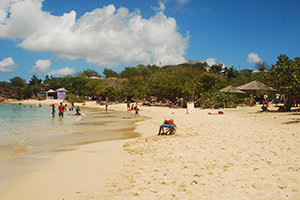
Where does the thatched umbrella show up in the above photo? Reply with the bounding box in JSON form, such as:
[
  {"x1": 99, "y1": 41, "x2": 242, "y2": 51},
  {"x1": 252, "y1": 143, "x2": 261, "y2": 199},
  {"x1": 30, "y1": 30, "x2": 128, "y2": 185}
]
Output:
[
  {"x1": 218, "y1": 85, "x2": 246, "y2": 94},
  {"x1": 236, "y1": 80, "x2": 277, "y2": 96}
]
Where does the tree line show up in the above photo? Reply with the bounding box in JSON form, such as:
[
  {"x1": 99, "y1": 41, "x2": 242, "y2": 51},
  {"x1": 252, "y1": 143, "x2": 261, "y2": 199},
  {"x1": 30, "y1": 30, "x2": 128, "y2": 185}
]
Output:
[{"x1": 1, "y1": 54, "x2": 299, "y2": 111}]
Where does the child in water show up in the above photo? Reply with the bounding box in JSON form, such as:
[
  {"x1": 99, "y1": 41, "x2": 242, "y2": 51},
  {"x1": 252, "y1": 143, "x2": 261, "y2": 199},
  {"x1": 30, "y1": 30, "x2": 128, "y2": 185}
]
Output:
[{"x1": 134, "y1": 106, "x2": 140, "y2": 118}]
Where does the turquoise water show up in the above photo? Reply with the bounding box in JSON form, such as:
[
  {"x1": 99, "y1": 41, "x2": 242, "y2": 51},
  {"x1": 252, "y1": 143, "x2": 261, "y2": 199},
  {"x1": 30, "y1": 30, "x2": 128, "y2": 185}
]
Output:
[
  {"x1": 0, "y1": 103, "x2": 139, "y2": 159},
  {"x1": 0, "y1": 103, "x2": 61, "y2": 158},
  {"x1": 0, "y1": 103, "x2": 141, "y2": 194}
]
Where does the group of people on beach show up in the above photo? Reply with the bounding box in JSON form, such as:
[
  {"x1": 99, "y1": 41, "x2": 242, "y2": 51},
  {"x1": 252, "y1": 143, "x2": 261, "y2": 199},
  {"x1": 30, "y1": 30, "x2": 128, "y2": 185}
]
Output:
[
  {"x1": 51, "y1": 102, "x2": 80, "y2": 118},
  {"x1": 127, "y1": 100, "x2": 140, "y2": 118}
]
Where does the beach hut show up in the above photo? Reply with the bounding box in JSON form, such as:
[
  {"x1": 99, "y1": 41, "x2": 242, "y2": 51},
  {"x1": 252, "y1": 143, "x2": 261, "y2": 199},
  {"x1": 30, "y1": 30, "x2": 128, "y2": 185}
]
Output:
[
  {"x1": 56, "y1": 87, "x2": 67, "y2": 99},
  {"x1": 46, "y1": 89, "x2": 56, "y2": 99},
  {"x1": 38, "y1": 92, "x2": 46, "y2": 100},
  {"x1": 218, "y1": 85, "x2": 246, "y2": 94},
  {"x1": 236, "y1": 80, "x2": 277, "y2": 96}
]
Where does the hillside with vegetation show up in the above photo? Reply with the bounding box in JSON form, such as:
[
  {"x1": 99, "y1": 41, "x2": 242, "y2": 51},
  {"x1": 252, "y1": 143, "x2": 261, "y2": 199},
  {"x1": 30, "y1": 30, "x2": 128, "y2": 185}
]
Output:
[{"x1": 1, "y1": 54, "x2": 299, "y2": 111}]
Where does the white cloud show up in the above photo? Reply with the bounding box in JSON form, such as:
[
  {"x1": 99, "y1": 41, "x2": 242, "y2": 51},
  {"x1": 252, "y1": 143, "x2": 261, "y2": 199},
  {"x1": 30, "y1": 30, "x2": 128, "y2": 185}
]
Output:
[
  {"x1": 0, "y1": 57, "x2": 19, "y2": 72},
  {"x1": 205, "y1": 57, "x2": 226, "y2": 68},
  {"x1": 47, "y1": 67, "x2": 75, "y2": 76},
  {"x1": 205, "y1": 57, "x2": 217, "y2": 66},
  {"x1": 0, "y1": 1, "x2": 189, "y2": 67},
  {"x1": 29, "y1": 59, "x2": 51, "y2": 74},
  {"x1": 247, "y1": 52, "x2": 261, "y2": 63},
  {"x1": 151, "y1": 2, "x2": 165, "y2": 12},
  {"x1": 29, "y1": 59, "x2": 75, "y2": 76},
  {"x1": 161, "y1": 0, "x2": 191, "y2": 5}
]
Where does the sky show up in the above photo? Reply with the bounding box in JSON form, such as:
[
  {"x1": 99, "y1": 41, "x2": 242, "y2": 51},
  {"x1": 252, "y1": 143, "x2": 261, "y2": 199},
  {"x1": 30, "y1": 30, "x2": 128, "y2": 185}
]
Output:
[{"x1": 0, "y1": 0, "x2": 299, "y2": 82}]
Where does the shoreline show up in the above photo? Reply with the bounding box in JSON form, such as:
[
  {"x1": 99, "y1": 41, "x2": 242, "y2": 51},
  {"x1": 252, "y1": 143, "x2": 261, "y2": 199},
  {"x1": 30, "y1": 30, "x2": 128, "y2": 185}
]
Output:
[
  {"x1": 1, "y1": 100, "x2": 300, "y2": 199},
  {"x1": 0, "y1": 100, "x2": 145, "y2": 199}
]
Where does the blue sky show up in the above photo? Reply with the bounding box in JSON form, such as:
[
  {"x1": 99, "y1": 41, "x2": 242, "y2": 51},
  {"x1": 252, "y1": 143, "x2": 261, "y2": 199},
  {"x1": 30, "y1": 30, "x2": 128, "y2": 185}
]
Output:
[{"x1": 1, "y1": 0, "x2": 299, "y2": 82}]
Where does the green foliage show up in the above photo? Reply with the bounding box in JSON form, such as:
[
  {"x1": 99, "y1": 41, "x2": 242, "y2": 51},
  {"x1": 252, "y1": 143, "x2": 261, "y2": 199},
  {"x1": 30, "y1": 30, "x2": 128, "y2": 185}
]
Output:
[
  {"x1": 147, "y1": 65, "x2": 227, "y2": 101},
  {"x1": 255, "y1": 61, "x2": 270, "y2": 72},
  {"x1": 28, "y1": 75, "x2": 42, "y2": 96},
  {"x1": 0, "y1": 81, "x2": 9, "y2": 87},
  {"x1": 2, "y1": 54, "x2": 298, "y2": 108},
  {"x1": 267, "y1": 54, "x2": 300, "y2": 111},
  {"x1": 119, "y1": 64, "x2": 159, "y2": 79},
  {"x1": 29, "y1": 75, "x2": 42, "y2": 85},
  {"x1": 271, "y1": 54, "x2": 300, "y2": 94},
  {"x1": 23, "y1": 87, "x2": 33, "y2": 99},
  {"x1": 229, "y1": 72, "x2": 266, "y2": 87},
  {"x1": 12, "y1": 87, "x2": 23, "y2": 100},
  {"x1": 199, "y1": 92, "x2": 217, "y2": 109},
  {"x1": 210, "y1": 64, "x2": 223, "y2": 74},
  {"x1": 103, "y1": 68, "x2": 119, "y2": 78},
  {"x1": 10, "y1": 76, "x2": 26, "y2": 87},
  {"x1": 217, "y1": 93, "x2": 238, "y2": 108},
  {"x1": 199, "y1": 92, "x2": 237, "y2": 109},
  {"x1": 65, "y1": 93, "x2": 86, "y2": 102},
  {"x1": 103, "y1": 86, "x2": 117, "y2": 101},
  {"x1": 43, "y1": 75, "x2": 53, "y2": 84},
  {"x1": 224, "y1": 66, "x2": 239, "y2": 79},
  {"x1": 76, "y1": 68, "x2": 102, "y2": 78},
  {"x1": 83, "y1": 79, "x2": 103, "y2": 96}
]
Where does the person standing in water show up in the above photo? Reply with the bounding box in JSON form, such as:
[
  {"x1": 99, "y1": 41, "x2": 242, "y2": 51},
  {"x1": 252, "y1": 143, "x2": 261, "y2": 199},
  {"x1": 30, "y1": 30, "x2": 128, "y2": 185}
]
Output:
[
  {"x1": 52, "y1": 104, "x2": 55, "y2": 118},
  {"x1": 134, "y1": 106, "x2": 140, "y2": 118},
  {"x1": 58, "y1": 102, "x2": 65, "y2": 118}
]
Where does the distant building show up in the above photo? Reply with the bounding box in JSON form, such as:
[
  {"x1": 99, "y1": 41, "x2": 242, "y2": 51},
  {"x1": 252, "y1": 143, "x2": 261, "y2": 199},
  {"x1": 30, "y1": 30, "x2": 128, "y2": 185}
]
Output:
[
  {"x1": 38, "y1": 87, "x2": 67, "y2": 100},
  {"x1": 89, "y1": 76, "x2": 103, "y2": 80},
  {"x1": 56, "y1": 87, "x2": 67, "y2": 99},
  {"x1": 251, "y1": 69, "x2": 270, "y2": 73}
]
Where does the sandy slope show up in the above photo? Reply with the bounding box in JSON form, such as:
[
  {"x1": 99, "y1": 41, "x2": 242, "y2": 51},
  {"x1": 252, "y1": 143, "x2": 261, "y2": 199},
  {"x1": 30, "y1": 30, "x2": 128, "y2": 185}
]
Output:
[{"x1": 1, "y1": 100, "x2": 300, "y2": 200}]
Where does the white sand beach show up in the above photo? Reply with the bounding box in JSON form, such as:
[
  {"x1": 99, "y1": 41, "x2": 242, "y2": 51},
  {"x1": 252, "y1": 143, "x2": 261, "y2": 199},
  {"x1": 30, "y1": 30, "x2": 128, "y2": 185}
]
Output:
[{"x1": 1, "y1": 100, "x2": 300, "y2": 199}]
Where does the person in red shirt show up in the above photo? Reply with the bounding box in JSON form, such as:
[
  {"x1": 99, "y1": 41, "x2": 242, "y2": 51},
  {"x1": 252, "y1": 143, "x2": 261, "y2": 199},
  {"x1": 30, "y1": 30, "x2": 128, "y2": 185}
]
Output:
[{"x1": 58, "y1": 102, "x2": 65, "y2": 118}]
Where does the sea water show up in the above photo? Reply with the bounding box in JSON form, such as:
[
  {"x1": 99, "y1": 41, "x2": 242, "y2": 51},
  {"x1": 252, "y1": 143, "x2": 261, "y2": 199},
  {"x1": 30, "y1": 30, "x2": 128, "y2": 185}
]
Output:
[
  {"x1": 0, "y1": 103, "x2": 58, "y2": 158},
  {"x1": 0, "y1": 103, "x2": 141, "y2": 194},
  {"x1": 0, "y1": 103, "x2": 139, "y2": 159}
]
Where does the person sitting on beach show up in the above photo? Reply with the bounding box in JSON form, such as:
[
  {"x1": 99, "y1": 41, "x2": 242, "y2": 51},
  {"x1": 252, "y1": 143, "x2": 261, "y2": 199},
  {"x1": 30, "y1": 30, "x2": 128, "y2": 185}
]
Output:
[
  {"x1": 158, "y1": 119, "x2": 177, "y2": 135},
  {"x1": 76, "y1": 106, "x2": 81, "y2": 115},
  {"x1": 68, "y1": 106, "x2": 81, "y2": 116},
  {"x1": 210, "y1": 102, "x2": 220, "y2": 109}
]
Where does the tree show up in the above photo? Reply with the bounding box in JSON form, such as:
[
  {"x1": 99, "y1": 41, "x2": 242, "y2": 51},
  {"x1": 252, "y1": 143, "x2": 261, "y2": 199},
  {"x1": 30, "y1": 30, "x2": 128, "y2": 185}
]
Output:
[
  {"x1": 29, "y1": 75, "x2": 42, "y2": 85},
  {"x1": 270, "y1": 54, "x2": 300, "y2": 111},
  {"x1": 10, "y1": 76, "x2": 26, "y2": 87},
  {"x1": 23, "y1": 87, "x2": 33, "y2": 99},
  {"x1": 119, "y1": 66, "x2": 140, "y2": 78},
  {"x1": 255, "y1": 61, "x2": 270, "y2": 72},
  {"x1": 0, "y1": 81, "x2": 9, "y2": 87},
  {"x1": 28, "y1": 75, "x2": 42, "y2": 96},
  {"x1": 103, "y1": 68, "x2": 119, "y2": 78},
  {"x1": 43, "y1": 75, "x2": 53, "y2": 84},
  {"x1": 104, "y1": 86, "x2": 117, "y2": 101},
  {"x1": 224, "y1": 66, "x2": 238, "y2": 79},
  {"x1": 239, "y1": 69, "x2": 253, "y2": 77},
  {"x1": 210, "y1": 64, "x2": 223, "y2": 74},
  {"x1": 76, "y1": 68, "x2": 102, "y2": 78}
]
